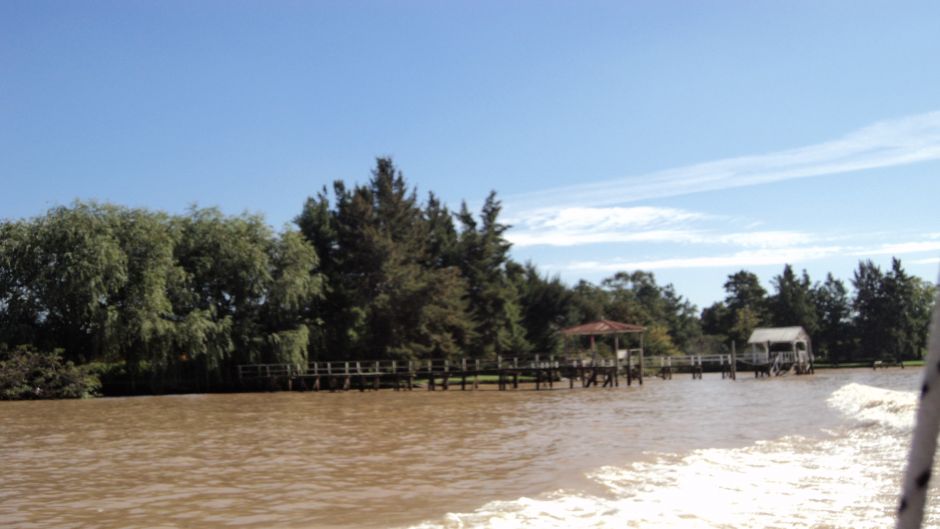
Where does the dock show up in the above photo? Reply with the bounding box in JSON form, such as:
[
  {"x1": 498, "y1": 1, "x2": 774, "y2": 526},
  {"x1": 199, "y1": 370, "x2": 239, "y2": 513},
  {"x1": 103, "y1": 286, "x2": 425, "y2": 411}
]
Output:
[
  {"x1": 235, "y1": 348, "x2": 813, "y2": 392},
  {"x1": 237, "y1": 355, "x2": 638, "y2": 392}
]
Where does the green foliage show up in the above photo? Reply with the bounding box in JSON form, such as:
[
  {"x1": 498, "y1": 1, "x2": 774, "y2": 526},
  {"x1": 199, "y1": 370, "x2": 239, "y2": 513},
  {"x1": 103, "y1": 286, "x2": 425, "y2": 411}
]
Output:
[
  {"x1": 699, "y1": 261, "x2": 934, "y2": 363},
  {"x1": 456, "y1": 193, "x2": 530, "y2": 358},
  {"x1": 642, "y1": 324, "x2": 682, "y2": 357},
  {"x1": 812, "y1": 273, "x2": 852, "y2": 361},
  {"x1": 295, "y1": 158, "x2": 474, "y2": 361},
  {"x1": 1, "y1": 160, "x2": 935, "y2": 397},
  {"x1": 853, "y1": 258, "x2": 936, "y2": 361},
  {"x1": 597, "y1": 271, "x2": 701, "y2": 352},
  {"x1": 511, "y1": 262, "x2": 573, "y2": 354},
  {"x1": 723, "y1": 270, "x2": 768, "y2": 344},
  {"x1": 768, "y1": 265, "x2": 818, "y2": 334},
  {"x1": 0, "y1": 346, "x2": 100, "y2": 399},
  {"x1": 0, "y1": 201, "x2": 325, "y2": 393}
]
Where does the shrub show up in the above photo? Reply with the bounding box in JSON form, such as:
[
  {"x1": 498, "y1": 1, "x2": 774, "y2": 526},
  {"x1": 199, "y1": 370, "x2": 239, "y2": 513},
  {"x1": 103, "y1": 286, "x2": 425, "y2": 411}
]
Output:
[{"x1": 0, "y1": 345, "x2": 101, "y2": 399}]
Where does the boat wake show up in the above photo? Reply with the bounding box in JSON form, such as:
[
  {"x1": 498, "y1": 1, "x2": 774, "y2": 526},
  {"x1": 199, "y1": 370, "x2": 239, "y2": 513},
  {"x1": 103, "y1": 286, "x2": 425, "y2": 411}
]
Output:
[{"x1": 408, "y1": 383, "x2": 931, "y2": 529}]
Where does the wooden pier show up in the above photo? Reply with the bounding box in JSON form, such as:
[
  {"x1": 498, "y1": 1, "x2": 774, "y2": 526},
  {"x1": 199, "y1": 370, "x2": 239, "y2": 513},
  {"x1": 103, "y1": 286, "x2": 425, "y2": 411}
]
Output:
[
  {"x1": 237, "y1": 355, "x2": 638, "y2": 392},
  {"x1": 236, "y1": 349, "x2": 815, "y2": 392}
]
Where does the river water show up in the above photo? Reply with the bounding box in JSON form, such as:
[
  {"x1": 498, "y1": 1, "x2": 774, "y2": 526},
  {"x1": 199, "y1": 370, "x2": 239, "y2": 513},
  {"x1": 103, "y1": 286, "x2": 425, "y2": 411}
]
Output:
[{"x1": 1, "y1": 368, "x2": 937, "y2": 529}]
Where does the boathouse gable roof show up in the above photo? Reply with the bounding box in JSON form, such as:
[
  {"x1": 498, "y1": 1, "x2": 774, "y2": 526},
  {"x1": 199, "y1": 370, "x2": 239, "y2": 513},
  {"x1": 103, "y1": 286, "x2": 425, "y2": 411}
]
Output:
[{"x1": 747, "y1": 326, "x2": 809, "y2": 344}]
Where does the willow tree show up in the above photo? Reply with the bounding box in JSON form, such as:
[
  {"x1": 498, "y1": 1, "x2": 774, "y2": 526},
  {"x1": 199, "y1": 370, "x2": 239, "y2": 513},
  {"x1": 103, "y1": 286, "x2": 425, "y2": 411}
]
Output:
[
  {"x1": 172, "y1": 208, "x2": 276, "y2": 379},
  {"x1": 261, "y1": 230, "x2": 324, "y2": 367},
  {"x1": 6, "y1": 203, "x2": 128, "y2": 363}
]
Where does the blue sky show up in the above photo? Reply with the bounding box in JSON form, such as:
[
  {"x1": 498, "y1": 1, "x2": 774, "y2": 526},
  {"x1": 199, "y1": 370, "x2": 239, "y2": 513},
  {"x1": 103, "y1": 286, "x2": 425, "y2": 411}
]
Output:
[{"x1": 2, "y1": 0, "x2": 939, "y2": 309}]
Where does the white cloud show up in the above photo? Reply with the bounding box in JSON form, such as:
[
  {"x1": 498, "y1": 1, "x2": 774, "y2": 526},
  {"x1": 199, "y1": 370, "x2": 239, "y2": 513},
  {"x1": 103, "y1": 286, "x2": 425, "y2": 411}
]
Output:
[
  {"x1": 852, "y1": 241, "x2": 940, "y2": 256},
  {"x1": 504, "y1": 110, "x2": 940, "y2": 212},
  {"x1": 501, "y1": 112, "x2": 940, "y2": 275},
  {"x1": 502, "y1": 112, "x2": 940, "y2": 250},
  {"x1": 507, "y1": 206, "x2": 706, "y2": 231},
  {"x1": 713, "y1": 231, "x2": 815, "y2": 248},
  {"x1": 505, "y1": 205, "x2": 814, "y2": 248},
  {"x1": 505, "y1": 206, "x2": 709, "y2": 247},
  {"x1": 557, "y1": 236, "x2": 940, "y2": 272},
  {"x1": 565, "y1": 246, "x2": 844, "y2": 272}
]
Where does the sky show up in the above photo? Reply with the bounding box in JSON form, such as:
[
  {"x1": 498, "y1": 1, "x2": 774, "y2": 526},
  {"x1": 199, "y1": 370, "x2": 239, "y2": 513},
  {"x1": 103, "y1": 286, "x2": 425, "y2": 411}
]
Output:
[{"x1": 2, "y1": 0, "x2": 939, "y2": 310}]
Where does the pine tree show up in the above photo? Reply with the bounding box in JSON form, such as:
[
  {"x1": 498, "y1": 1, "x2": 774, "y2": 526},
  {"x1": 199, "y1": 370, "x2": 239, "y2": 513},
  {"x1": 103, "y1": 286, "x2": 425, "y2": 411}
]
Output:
[
  {"x1": 768, "y1": 264, "x2": 818, "y2": 334},
  {"x1": 456, "y1": 192, "x2": 530, "y2": 358},
  {"x1": 812, "y1": 273, "x2": 851, "y2": 362}
]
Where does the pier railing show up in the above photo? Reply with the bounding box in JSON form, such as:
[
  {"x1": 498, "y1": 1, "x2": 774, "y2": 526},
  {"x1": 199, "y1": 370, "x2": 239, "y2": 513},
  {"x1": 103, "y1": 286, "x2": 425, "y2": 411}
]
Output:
[
  {"x1": 236, "y1": 350, "x2": 814, "y2": 390},
  {"x1": 238, "y1": 355, "x2": 626, "y2": 379}
]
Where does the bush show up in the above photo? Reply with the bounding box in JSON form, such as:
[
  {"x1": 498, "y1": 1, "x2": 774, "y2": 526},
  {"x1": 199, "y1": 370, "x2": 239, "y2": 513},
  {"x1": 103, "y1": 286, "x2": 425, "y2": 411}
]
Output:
[{"x1": 0, "y1": 345, "x2": 101, "y2": 399}]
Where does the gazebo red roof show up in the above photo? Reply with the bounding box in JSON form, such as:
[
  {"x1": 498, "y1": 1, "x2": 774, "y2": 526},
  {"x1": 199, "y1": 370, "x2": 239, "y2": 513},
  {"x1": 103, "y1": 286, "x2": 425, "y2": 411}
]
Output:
[{"x1": 560, "y1": 319, "x2": 645, "y2": 336}]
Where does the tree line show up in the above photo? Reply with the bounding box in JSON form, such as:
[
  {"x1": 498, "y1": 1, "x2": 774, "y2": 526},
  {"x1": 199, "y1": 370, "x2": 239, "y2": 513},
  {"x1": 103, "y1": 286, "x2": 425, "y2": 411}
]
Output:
[
  {"x1": 0, "y1": 158, "x2": 935, "y2": 396},
  {"x1": 701, "y1": 261, "x2": 935, "y2": 363}
]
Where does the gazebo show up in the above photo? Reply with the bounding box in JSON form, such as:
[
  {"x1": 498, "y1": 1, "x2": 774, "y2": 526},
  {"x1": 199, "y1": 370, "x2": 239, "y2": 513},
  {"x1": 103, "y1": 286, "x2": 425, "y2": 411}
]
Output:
[
  {"x1": 560, "y1": 319, "x2": 646, "y2": 384},
  {"x1": 746, "y1": 326, "x2": 814, "y2": 374}
]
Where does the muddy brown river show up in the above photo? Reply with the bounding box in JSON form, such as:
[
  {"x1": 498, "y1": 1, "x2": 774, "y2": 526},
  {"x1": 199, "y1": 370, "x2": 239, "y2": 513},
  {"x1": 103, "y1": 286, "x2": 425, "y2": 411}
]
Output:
[{"x1": 1, "y1": 369, "x2": 936, "y2": 528}]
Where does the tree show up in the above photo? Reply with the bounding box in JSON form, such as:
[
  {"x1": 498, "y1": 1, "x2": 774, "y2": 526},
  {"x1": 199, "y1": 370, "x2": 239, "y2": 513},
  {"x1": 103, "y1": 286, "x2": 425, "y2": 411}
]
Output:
[
  {"x1": 298, "y1": 158, "x2": 473, "y2": 360},
  {"x1": 852, "y1": 260, "x2": 889, "y2": 360},
  {"x1": 812, "y1": 273, "x2": 851, "y2": 362},
  {"x1": 723, "y1": 271, "x2": 768, "y2": 345},
  {"x1": 700, "y1": 301, "x2": 730, "y2": 338},
  {"x1": 511, "y1": 262, "x2": 573, "y2": 354},
  {"x1": 768, "y1": 264, "x2": 818, "y2": 334},
  {"x1": 14, "y1": 203, "x2": 129, "y2": 363},
  {"x1": 881, "y1": 259, "x2": 935, "y2": 360},
  {"x1": 601, "y1": 271, "x2": 700, "y2": 352},
  {"x1": 261, "y1": 231, "x2": 324, "y2": 367},
  {"x1": 171, "y1": 207, "x2": 275, "y2": 382},
  {"x1": 456, "y1": 193, "x2": 530, "y2": 357},
  {"x1": 851, "y1": 258, "x2": 935, "y2": 362}
]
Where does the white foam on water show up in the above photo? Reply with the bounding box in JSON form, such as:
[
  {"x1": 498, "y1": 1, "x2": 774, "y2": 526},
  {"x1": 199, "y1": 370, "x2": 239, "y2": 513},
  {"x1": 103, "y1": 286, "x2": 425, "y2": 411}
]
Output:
[
  {"x1": 827, "y1": 382, "x2": 917, "y2": 431},
  {"x1": 409, "y1": 383, "x2": 931, "y2": 529}
]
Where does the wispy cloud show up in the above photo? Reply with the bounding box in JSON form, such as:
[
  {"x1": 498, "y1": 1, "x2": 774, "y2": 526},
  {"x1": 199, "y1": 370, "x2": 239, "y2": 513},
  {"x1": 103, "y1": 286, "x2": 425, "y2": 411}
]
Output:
[
  {"x1": 558, "y1": 237, "x2": 940, "y2": 272},
  {"x1": 504, "y1": 204, "x2": 815, "y2": 248},
  {"x1": 502, "y1": 112, "x2": 940, "y2": 277},
  {"x1": 505, "y1": 206, "x2": 707, "y2": 247},
  {"x1": 504, "y1": 111, "x2": 940, "y2": 214},
  {"x1": 565, "y1": 246, "x2": 845, "y2": 272},
  {"x1": 856, "y1": 241, "x2": 940, "y2": 256}
]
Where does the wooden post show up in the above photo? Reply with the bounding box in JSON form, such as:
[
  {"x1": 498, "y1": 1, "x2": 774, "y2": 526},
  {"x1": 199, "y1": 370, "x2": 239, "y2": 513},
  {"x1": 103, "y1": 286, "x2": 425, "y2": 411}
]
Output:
[
  {"x1": 613, "y1": 335, "x2": 620, "y2": 387},
  {"x1": 731, "y1": 341, "x2": 737, "y2": 380},
  {"x1": 427, "y1": 359, "x2": 434, "y2": 391},
  {"x1": 549, "y1": 356, "x2": 555, "y2": 389},
  {"x1": 626, "y1": 348, "x2": 632, "y2": 386},
  {"x1": 442, "y1": 359, "x2": 449, "y2": 390},
  {"x1": 639, "y1": 333, "x2": 645, "y2": 386}
]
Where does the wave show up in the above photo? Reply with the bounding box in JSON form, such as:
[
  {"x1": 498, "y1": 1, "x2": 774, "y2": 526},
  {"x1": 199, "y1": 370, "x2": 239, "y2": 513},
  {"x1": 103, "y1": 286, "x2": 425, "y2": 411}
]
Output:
[
  {"x1": 827, "y1": 382, "x2": 917, "y2": 431},
  {"x1": 408, "y1": 383, "x2": 927, "y2": 529}
]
